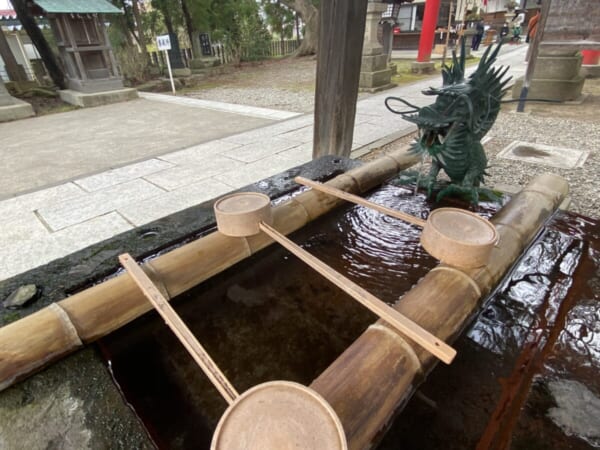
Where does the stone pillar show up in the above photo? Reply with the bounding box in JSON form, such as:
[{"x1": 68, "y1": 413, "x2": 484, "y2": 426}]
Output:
[
  {"x1": 0, "y1": 78, "x2": 34, "y2": 122},
  {"x1": 359, "y1": 1, "x2": 395, "y2": 93},
  {"x1": 460, "y1": 27, "x2": 475, "y2": 59},
  {"x1": 190, "y1": 31, "x2": 221, "y2": 74},
  {"x1": 512, "y1": 48, "x2": 585, "y2": 101},
  {"x1": 512, "y1": 0, "x2": 597, "y2": 102}
]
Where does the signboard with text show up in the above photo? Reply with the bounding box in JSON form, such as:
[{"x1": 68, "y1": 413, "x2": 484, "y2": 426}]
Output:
[{"x1": 157, "y1": 34, "x2": 172, "y2": 51}]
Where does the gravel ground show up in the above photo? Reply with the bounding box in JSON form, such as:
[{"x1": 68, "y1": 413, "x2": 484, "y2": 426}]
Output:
[
  {"x1": 184, "y1": 57, "x2": 318, "y2": 112},
  {"x1": 485, "y1": 100, "x2": 600, "y2": 218},
  {"x1": 183, "y1": 56, "x2": 369, "y2": 113}
]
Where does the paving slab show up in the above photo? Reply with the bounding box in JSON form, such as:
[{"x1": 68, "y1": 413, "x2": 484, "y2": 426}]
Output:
[
  {"x1": 497, "y1": 140, "x2": 590, "y2": 169},
  {"x1": 119, "y1": 178, "x2": 233, "y2": 226},
  {"x1": 0, "y1": 98, "x2": 275, "y2": 199},
  {"x1": 36, "y1": 179, "x2": 165, "y2": 231},
  {"x1": 139, "y1": 92, "x2": 301, "y2": 120},
  {"x1": 145, "y1": 155, "x2": 245, "y2": 191}
]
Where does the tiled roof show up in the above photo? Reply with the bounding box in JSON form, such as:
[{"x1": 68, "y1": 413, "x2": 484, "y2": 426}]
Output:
[{"x1": 34, "y1": 0, "x2": 121, "y2": 14}]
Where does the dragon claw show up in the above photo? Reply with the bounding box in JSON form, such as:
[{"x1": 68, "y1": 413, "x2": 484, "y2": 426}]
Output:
[{"x1": 435, "y1": 185, "x2": 502, "y2": 204}]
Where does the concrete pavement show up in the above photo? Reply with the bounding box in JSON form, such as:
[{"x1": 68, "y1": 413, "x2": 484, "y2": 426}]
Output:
[
  {"x1": 0, "y1": 45, "x2": 528, "y2": 282},
  {"x1": 0, "y1": 97, "x2": 292, "y2": 198}
]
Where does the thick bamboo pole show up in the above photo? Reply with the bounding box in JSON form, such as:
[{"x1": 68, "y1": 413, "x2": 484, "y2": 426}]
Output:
[
  {"x1": 309, "y1": 173, "x2": 569, "y2": 450},
  {"x1": 0, "y1": 148, "x2": 419, "y2": 391}
]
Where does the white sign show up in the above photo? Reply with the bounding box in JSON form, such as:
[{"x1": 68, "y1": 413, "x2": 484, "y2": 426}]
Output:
[{"x1": 156, "y1": 34, "x2": 171, "y2": 51}]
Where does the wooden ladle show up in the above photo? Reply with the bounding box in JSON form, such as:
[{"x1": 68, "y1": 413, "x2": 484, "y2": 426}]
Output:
[
  {"x1": 119, "y1": 253, "x2": 347, "y2": 450},
  {"x1": 213, "y1": 193, "x2": 456, "y2": 364},
  {"x1": 295, "y1": 176, "x2": 498, "y2": 269}
]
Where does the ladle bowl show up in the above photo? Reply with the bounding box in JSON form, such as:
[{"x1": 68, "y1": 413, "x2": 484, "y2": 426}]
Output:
[
  {"x1": 420, "y1": 207, "x2": 498, "y2": 269},
  {"x1": 214, "y1": 192, "x2": 272, "y2": 237},
  {"x1": 212, "y1": 381, "x2": 347, "y2": 450}
]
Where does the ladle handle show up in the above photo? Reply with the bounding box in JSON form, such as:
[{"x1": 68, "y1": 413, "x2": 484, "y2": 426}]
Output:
[
  {"x1": 295, "y1": 176, "x2": 427, "y2": 228},
  {"x1": 119, "y1": 253, "x2": 240, "y2": 405},
  {"x1": 258, "y1": 224, "x2": 456, "y2": 364}
]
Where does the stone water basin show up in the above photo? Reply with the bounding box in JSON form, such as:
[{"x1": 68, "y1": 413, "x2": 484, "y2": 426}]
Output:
[{"x1": 99, "y1": 181, "x2": 599, "y2": 449}]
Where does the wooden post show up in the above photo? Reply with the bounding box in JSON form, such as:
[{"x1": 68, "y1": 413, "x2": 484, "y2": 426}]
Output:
[
  {"x1": 441, "y1": 1, "x2": 454, "y2": 67},
  {"x1": 313, "y1": 0, "x2": 368, "y2": 159}
]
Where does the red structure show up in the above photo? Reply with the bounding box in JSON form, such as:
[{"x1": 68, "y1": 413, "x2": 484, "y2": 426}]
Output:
[{"x1": 416, "y1": 0, "x2": 441, "y2": 62}]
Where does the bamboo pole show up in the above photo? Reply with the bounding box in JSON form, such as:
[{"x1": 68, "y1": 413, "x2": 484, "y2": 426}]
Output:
[
  {"x1": 309, "y1": 173, "x2": 569, "y2": 450},
  {"x1": 0, "y1": 148, "x2": 419, "y2": 391}
]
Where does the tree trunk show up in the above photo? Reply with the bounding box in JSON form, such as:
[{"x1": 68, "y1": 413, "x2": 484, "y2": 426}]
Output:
[
  {"x1": 180, "y1": 0, "x2": 195, "y2": 52},
  {"x1": 281, "y1": 0, "x2": 318, "y2": 55},
  {"x1": 131, "y1": 0, "x2": 149, "y2": 62},
  {"x1": 11, "y1": 0, "x2": 65, "y2": 89},
  {"x1": 162, "y1": 7, "x2": 175, "y2": 36},
  {"x1": 119, "y1": 0, "x2": 135, "y2": 46}
]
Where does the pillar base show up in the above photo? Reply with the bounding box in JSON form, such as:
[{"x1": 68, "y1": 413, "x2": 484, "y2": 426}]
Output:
[
  {"x1": 511, "y1": 76, "x2": 585, "y2": 102},
  {"x1": 190, "y1": 57, "x2": 220, "y2": 70},
  {"x1": 359, "y1": 83, "x2": 396, "y2": 94},
  {"x1": 59, "y1": 88, "x2": 139, "y2": 108},
  {"x1": 533, "y1": 54, "x2": 583, "y2": 80},
  {"x1": 411, "y1": 61, "x2": 436, "y2": 74},
  {"x1": 0, "y1": 98, "x2": 35, "y2": 122},
  {"x1": 359, "y1": 68, "x2": 394, "y2": 90},
  {"x1": 171, "y1": 68, "x2": 192, "y2": 77},
  {"x1": 581, "y1": 64, "x2": 600, "y2": 78}
]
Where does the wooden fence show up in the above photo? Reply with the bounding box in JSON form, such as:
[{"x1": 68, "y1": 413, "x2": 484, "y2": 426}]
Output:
[{"x1": 149, "y1": 39, "x2": 300, "y2": 69}]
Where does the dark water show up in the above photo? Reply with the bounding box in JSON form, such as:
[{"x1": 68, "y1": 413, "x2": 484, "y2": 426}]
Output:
[{"x1": 97, "y1": 185, "x2": 600, "y2": 449}]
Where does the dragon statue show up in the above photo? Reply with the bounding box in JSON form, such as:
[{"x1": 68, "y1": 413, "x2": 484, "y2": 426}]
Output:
[{"x1": 385, "y1": 41, "x2": 511, "y2": 203}]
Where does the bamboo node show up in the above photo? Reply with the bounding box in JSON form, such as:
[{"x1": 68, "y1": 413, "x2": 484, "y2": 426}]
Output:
[
  {"x1": 290, "y1": 198, "x2": 312, "y2": 224},
  {"x1": 48, "y1": 303, "x2": 83, "y2": 347},
  {"x1": 368, "y1": 323, "x2": 423, "y2": 373},
  {"x1": 430, "y1": 266, "x2": 482, "y2": 297}
]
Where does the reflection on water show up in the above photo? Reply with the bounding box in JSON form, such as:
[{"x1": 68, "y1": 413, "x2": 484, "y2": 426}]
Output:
[{"x1": 468, "y1": 230, "x2": 581, "y2": 355}]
